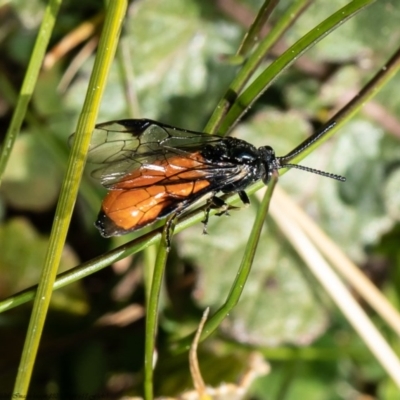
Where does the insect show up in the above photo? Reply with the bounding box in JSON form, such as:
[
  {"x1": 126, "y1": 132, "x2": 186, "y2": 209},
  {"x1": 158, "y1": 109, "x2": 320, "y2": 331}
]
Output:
[{"x1": 85, "y1": 119, "x2": 345, "y2": 238}]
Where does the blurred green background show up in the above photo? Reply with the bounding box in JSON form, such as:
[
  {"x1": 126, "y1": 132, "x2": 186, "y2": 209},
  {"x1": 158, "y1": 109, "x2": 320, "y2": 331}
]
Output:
[{"x1": 1, "y1": 0, "x2": 400, "y2": 398}]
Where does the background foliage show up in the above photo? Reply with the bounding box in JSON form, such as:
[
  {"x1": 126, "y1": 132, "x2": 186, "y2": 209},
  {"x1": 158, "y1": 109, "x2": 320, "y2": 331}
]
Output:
[{"x1": 1, "y1": 0, "x2": 400, "y2": 398}]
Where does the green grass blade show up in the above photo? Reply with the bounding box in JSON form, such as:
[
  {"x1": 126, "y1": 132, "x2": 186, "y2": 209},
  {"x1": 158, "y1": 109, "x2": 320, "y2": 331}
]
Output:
[
  {"x1": 205, "y1": 0, "x2": 311, "y2": 135},
  {"x1": 12, "y1": 1, "x2": 127, "y2": 396},
  {"x1": 235, "y1": 0, "x2": 279, "y2": 58},
  {"x1": 217, "y1": 0, "x2": 377, "y2": 136},
  {"x1": 0, "y1": 229, "x2": 163, "y2": 314},
  {"x1": 170, "y1": 174, "x2": 278, "y2": 354},
  {"x1": 289, "y1": 45, "x2": 400, "y2": 165},
  {"x1": 144, "y1": 221, "x2": 175, "y2": 400},
  {"x1": 0, "y1": 72, "x2": 100, "y2": 210},
  {"x1": 0, "y1": 0, "x2": 62, "y2": 184}
]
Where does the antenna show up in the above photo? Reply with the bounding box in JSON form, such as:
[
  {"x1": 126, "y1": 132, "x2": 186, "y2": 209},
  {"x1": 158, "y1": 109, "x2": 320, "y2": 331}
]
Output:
[
  {"x1": 279, "y1": 121, "x2": 337, "y2": 163},
  {"x1": 273, "y1": 120, "x2": 345, "y2": 182},
  {"x1": 281, "y1": 163, "x2": 346, "y2": 182}
]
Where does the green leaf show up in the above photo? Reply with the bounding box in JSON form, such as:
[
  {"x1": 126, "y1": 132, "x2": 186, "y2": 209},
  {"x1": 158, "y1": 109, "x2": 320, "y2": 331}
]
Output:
[
  {"x1": 286, "y1": 0, "x2": 400, "y2": 62},
  {"x1": 66, "y1": 0, "x2": 242, "y2": 127},
  {"x1": 317, "y1": 119, "x2": 397, "y2": 261},
  {"x1": 2, "y1": 133, "x2": 62, "y2": 211},
  {"x1": 0, "y1": 218, "x2": 87, "y2": 315},
  {"x1": 10, "y1": 0, "x2": 45, "y2": 30},
  {"x1": 383, "y1": 168, "x2": 400, "y2": 221},
  {"x1": 180, "y1": 203, "x2": 327, "y2": 346}
]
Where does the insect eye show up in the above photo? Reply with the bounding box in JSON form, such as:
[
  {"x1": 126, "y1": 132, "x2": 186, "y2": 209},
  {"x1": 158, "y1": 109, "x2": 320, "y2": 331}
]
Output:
[{"x1": 258, "y1": 145, "x2": 275, "y2": 160}]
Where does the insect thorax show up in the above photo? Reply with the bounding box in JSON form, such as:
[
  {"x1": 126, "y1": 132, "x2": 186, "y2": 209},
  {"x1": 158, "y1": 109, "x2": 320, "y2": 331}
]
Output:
[{"x1": 200, "y1": 137, "x2": 265, "y2": 193}]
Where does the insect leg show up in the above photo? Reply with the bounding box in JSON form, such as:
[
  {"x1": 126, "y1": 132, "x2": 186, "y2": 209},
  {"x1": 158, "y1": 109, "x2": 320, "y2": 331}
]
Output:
[
  {"x1": 215, "y1": 190, "x2": 250, "y2": 213},
  {"x1": 202, "y1": 196, "x2": 229, "y2": 234},
  {"x1": 201, "y1": 191, "x2": 251, "y2": 234},
  {"x1": 238, "y1": 190, "x2": 250, "y2": 206}
]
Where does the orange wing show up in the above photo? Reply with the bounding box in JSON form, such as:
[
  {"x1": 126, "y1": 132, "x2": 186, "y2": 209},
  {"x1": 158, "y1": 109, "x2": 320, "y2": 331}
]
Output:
[{"x1": 95, "y1": 152, "x2": 213, "y2": 237}]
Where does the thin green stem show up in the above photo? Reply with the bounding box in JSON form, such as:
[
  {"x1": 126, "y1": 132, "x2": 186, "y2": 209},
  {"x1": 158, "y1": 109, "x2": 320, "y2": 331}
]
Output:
[
  {"x1": 0, "y1": 72, "x2": 100, "y2": 211},
  {"x1": 217, "y1": 0, "x2": 376, "y2": 136},
  {"x1": 235, "y1": 0, "x2": 279, "y2": 58},
  {"x1": 205, "y1": 0, "x2": 311, "y2": 135},
  {"x1": 0, "y1": 0, "x2": 62, "y2": 184},
  {"x1": 143, "y1": 245, "x2": 157, "y2": 307},
  {"x1": 288, "y1": 44, "x2": 400, "y2": 165},
  {"x1": 171, "y1": 174, "x2": 278, "y2": 354},
  {"x1": 144, "y1": 221, "x2": 175, "y2": 400},
  {"x1": 12, "y1": 1, "x2": 127, "y2": 396}
]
